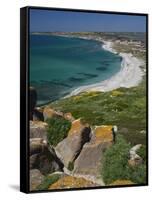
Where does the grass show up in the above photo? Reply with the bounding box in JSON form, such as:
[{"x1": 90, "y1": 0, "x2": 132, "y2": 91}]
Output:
[
  {"x1": 102, "y1": 135, "x2": 131, "y2": 184},
  {"x1": 46, "y1": 116, "x2": 71, "y2": 146},
  {"x1": 67, "y1": 161, "x2": 74, "y2": 171},
  {"x1": 50, "y1": 80, "x2": 147, "y2": 145},
  {"x1": 137, "y1": 145, "x2": 146, "y2": 162},
  {"x1": 36, "y1": 174, "x2": 61, "y2": 190},
  {"x1": 102, "y1": 135, "x2": 147, "y2": 185}
]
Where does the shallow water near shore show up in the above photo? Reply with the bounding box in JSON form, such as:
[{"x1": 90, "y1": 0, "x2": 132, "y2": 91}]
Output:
[{"x1": 30, "y1": 34, "x2": 122, "y2": 105}]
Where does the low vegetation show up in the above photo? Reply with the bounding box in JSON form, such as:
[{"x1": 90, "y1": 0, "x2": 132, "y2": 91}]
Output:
[
  {"x1": 50, "y1": 80, "x2": 147, "y2": 145},
  {"x1": 68, "y1": 161, "x2": 74, "y2": 171},
  {"x1": 36, "y1": 174, "x2": 61, "y2": 190},
  {"x1": 102, "y1": 134, "x2": 147, "y2": 185},
  {"x1": 46, "y1": 116, "x2": 71, "y2": 146},
  {"x1": 137, "y1": 145, "x2": 147, "y2": 163}
]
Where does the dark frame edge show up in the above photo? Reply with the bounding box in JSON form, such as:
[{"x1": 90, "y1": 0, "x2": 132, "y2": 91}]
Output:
[
  {"x1": 20, "y1": 6, "x2": 29, "y2": 193},
  {"x1": 27, "y1": 5, "x2": 148, "y2": 16},
  {"x1": 146, "y1": 13, "x2": 149, "y2": 186}
]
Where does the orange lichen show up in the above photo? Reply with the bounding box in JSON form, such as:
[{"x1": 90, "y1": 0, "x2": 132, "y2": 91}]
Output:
[
  {"x1": 43, "y1": 106, "x2": 63, "y2": 120},
  {"x1": 94, "y1": 125, "x2": 113, "y2": 143},
  {"x1": 48, "y1": 175, "x2": 97, "y2": 189},
  {"x1": 68, "y1": 119, "x2": 89, "y2": 136},
  {"x1": 43, "y1": 106, "x2": 57, "y2": 118},
  {"x1": 30, "y1": 120, "x2": 48, "y2": 128},
  {"x1": 110, "y1": 179, "x2": 135, "y2": 186}
]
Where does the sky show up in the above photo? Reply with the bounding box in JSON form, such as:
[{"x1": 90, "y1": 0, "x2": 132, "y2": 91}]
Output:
[{"x1": 30, "y1": 8, "x2": 146, "y2": 33}]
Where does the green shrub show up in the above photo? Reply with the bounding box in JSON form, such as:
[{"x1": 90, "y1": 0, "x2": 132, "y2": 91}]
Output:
[
  {"x1": 68, "y1": 161, "x2": 74, "y2": 171},
  {"x1": 102, "y1": 135, "x2": 131, "y2": 184},
  {"x1": 102, "y1": 135, "x2": 147, "y2": 185},
  {"x1": 36, "y1": 174, "x2": 61, "y2": 190},
  {"x1": 137, "y1": 145, "x2": 146, "y2": 162},
  {"x1": 127, "y1": 164, "x2": 147, "y2": 184},
  {"x1": 46, "y1": 116, "x2": 71, "y2": 146}
]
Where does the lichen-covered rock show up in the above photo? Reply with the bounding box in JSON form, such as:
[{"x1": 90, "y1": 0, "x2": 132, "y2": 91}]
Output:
[
  {"x1": 30, "y1": 138, "x2": 48, "y2": 156},
  {"x1": 30, "y1": 138, "x2": 64, "y2": 174},
  {"x1": 63, "y1": 112, "x2": 75, "y2": 122},
  {"x1": 43, "y1": 106, "x2": 63, "y2": 121},
  {"x1": 128, "y1": 158, "x2": 143, "y2": 167},
  {"x1": 30, "y1": 169, "x2": 44, "y2": 191},
  {"x1": 109, "y1": 179, "x2": 135, "y2": 186},
  {"x1": 55, "y1": 119, "x2": 91, "y2": 168},
  {"x1": 48, "y1": 175, "x2": 99, "y2": 189},
  {"x1": 93, "y1": 125, "x2": 113, "y2": 143},
  {"x1": 73, "y1": 125, "x2": 114, "y2": 178},
  {"x1": 74, "y1": 141, "x2": 111, "y2": 177},
  {"x1": 68, "y1": 119, "x2": 90, "y2": 136},
  {"x1": 30, "y1": 121, "x2": 48, "y2": 140}
]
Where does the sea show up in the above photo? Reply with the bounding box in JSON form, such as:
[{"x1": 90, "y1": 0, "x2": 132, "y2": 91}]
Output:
[{"x1": 30, "y1": 34, "x2": 122, "y2": 105}]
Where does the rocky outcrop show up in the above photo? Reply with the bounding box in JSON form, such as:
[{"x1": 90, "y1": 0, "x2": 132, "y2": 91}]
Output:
[
  {"x1": 30, "y1": 138, "x2": 64, "y2": 175},
  {"x1": 43, "y1": 106, "x2": 63, "y2": 121},
  {"x1": 63, "y1": 112, "x2": 75, "y2": 122},
  {"x1": 30, "y1": 169, "x2": 44, "y2": 191},
  {"x1": 93, "y1": 125, "x2": 114, "y2": 142},
  {"x1": 67, "y1": 118, "x2": 90, "y2": 136},
  {"x1": 73, "y1": 125, "x2": 114, "y2": 179},
  {"x1": 29, "y1": 87, "x2": 37, "y2": 120},
  {"x1": 48, "y1": 175, "x2": 99, "y2": 189},
  {"x1": 30, "y1": 138, "x2": 48, "y2": 156},
  {"x1": 29, "y1": 88, "x2": 124, "y2": 190},
  {"x1": 55, "y1": 119, "x2": 91, "y2": 168},
  {"x1": 33, "y1": 107, "x2": 44, "y2": 121},
  {"x1": 73, "y1": 142, "x2": 111, "y2": 179},
  {"x1": 128, "y1": 144, "x2": 143, "y2": 167},
  {"x1": 30, "y1": 121, "x2": 48, "y2": 140}
]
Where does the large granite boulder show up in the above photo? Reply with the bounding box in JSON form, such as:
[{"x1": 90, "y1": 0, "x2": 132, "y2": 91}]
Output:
[
  {"x1": 30, "y1": 169, "x2": 44, "y2": 191},
  {"x1": 93, "y1": 125, "x2": 114, "y2": 142},
  {"x1": 29, "y1": 87, "x2": 37, "y2": 120},
  {"x1": 73, "y1": 125, "x2": 114, "y2": 178},
  {"x1": 30, "y1": 121, "x2": 48, "y2": 140},
  {"x1": 55, "y1": 119, "x2": 91, "y2": 168},
  {"x1": 48, "y1": 175, "x2": 99, "y2": 189},
  {"x1": 67, "y1": 118, "x2": 90, "y2": 137},
  {"x1": 30, "y1": 138, "x2": 64, "y2": 174}
]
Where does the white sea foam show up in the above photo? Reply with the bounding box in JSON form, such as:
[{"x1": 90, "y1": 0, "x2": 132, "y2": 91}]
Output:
[{"x1": 65, "y1": 40, "x2": 144, "y2": 97}]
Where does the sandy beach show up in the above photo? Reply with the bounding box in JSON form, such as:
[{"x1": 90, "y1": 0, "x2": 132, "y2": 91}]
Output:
[{"x1": 66, "y1": 39, "x2": 144, "y2": 97}]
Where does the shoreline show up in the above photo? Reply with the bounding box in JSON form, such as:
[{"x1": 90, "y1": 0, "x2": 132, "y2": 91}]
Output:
[
  {"x1": 33, "y1": 33, "x2": 145, "y2": 104},
  {"x1": 64, "y1": 38, "x2": 144, "y2": 97}
]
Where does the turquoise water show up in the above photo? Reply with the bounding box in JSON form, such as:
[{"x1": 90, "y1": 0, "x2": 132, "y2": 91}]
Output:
[{"x1": 30, "y1": 35, "x2": 122, "y2": 104}]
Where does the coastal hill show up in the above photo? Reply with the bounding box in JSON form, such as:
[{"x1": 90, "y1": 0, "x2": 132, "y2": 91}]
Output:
[
  {"x1": 29, "y1": 32, "x2": 147, "y2": 191},
  {"x1": 29, "y1": 86, "x2": 146, "y2": 191}
]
